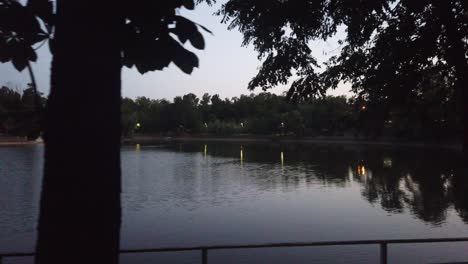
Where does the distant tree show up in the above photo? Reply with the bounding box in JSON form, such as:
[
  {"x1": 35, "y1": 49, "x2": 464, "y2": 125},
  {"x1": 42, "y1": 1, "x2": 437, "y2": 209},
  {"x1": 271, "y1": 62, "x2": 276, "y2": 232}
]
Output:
[
  {"x1": 0, "y1": 85, "x2": 45, "y2": 137},
  {"x1": 121, "y1": 97, "x2": 137, "y2": 137},
  {"x1": 199, "y1": 92, "x2": 212, "y2": 122},
  {"x1": 0, "y1": 86, "x2": 22, "y2": 134},
  {"x1": 173, "y1": 93, "x2": 202, "y2": 132},
  {"x1": 22, "y1": 83, "x2": 44, "y2": 111},
  {"x1": 281, "y1": 110, "x2": 304, "y2": 136},
  {"x1": 0, "y1": 86, "x2": 22, "y2": 113}
]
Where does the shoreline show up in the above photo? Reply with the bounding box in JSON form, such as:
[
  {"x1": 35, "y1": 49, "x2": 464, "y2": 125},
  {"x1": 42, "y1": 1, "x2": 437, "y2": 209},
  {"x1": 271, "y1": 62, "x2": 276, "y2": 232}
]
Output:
[
  {"x1": 0, "y1": 139, "x2": 44, "y2": 147},
  {"x1": 0, "y1": 136, "x2": 460, "y2": 150},
  {"x1": 0, "y1": 141, "x2": 42, "y2": 146},
  {"x1": 0, "y1": 136, "x2": 43, "y2": 146},
  {"x1": 123, "y1": 135, "x2": 462, "y2": 150}
]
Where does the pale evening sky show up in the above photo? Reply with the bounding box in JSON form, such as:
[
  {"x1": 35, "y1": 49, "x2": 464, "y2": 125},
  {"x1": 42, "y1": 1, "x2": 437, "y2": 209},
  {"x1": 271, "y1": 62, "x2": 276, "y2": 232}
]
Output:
[{"x1": 0, "y1": 2, "x2": 351, "y2": 101}]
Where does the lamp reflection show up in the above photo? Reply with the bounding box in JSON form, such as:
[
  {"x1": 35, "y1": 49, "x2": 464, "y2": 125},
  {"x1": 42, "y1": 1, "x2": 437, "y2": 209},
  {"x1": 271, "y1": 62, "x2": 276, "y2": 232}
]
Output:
[
  {"x1": 204, "y1": 144, "x2": 207, "y2": 157},
  {"x1": 280, "y1": 151, "x2": 284, "y2": 167},
  {"x1": 136, "y1": 143, "x2": 140, "y2": 152},
  {"x1": 240, "y1": 146, "x2": 244, "y2": 165},
  {"x1": 357, "y1": 165, "x2": 367, "y2": 177}
]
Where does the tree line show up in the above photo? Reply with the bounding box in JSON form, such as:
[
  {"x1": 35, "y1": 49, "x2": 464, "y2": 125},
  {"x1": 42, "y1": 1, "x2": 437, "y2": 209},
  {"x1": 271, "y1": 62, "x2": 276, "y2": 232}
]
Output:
[
  {"x1": 122, "y1": 91, "x2": 460, "y2": 141},
  {"x1": 0, "y1": 84, "x2": 459, "y2": 142},
  {"x1": 0, "y1": 85, "x2": 46, "y2": 139},
  {"x1": 123, "y1": 92, "x2": 351, "y2": 137}
]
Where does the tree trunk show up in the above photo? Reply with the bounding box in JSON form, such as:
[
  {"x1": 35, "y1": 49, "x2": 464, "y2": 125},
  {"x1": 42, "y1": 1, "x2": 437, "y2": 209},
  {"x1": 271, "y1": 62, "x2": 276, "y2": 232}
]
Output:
[
  {"x1": 36, "y1": 1, "x2": 123, "y2": 263},
  {"x1": 435, "y1": 0, "x2": 468, "y2": 162}
]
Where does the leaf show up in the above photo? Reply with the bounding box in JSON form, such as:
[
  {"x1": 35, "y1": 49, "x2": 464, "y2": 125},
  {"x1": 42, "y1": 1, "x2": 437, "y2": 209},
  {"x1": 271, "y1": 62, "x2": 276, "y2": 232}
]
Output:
[
  {"x1": 182, "y1": 0, "x2": 195, "y2": 10},
  {"x1": 30, "y1": 32, "x2": 49, "y2": 44},
  {"x1": 174, "y1": 16, "x2": 197, "y2": 43},
  {"x1": 12, "y1": 55, "x2": 28, "y2": 71},
  {"x1": 130, "y1": 34, "x2": 174, "y2": 74},
  {"x1": 0, "y1": 41, "x2": 11, "y2": 63},
  {"x1": 190, "y1": 30, "x2": 204, "y2": 49},
  {"x1": 169, "y1": 37, "x2": 199, "y2": 74},
  {"x1": 48, "y1": 38, "x2": 55, "y2": 54},
  {"x1": 173, "y1": 49, "x2": 199, "y2": 74},
  {"x1": 196, "y1": 23, "x2": 213, "y2": 35},
  {"x1": 26, "y1": 46, "x2": 37, "y2": 62},
  {"x1": 174, "y1": 16, "x2": 205, "y2": 50},
  {"x1": 140, "y1": 37, "x2": 172, "y2": 72},
  {"x1": 27, "y1": 0, "x2": 54, "y2": 28}
]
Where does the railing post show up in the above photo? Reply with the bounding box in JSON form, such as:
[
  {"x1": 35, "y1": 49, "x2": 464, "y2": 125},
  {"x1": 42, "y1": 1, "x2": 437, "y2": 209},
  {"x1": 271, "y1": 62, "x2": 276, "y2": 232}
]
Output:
[
  {"x1": 201, "y1": 248, "x2": 208, "y2": 264},
  {"x1": 380, "y1": 242, "x2": 387, "y2": 264}
]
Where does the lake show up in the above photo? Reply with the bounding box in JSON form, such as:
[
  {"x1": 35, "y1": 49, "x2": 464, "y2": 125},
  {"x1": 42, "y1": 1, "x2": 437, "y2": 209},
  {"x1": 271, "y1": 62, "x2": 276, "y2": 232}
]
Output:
[{"x1": 1, "y1": 142, "x2": 468, "y2": 263}]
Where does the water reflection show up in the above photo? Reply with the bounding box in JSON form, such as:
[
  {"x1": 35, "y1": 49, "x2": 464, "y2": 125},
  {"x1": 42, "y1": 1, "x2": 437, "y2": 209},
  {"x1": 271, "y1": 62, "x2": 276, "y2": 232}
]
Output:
[
  {"x1": 2, "y1": 143, "x2": 468, "y2": 263},
  {"x1": 160, "y1": 142, "x2": 468, "y2": 227},
  {"x1": 0, "y1": 145, "x2": 43, "y2": 252},
  {"x1": 240, "y1": 146, "x2": 244, "y2": 165},
  {"x1": 352, "y1": 153, "x2": 464, "y2": 225},
  {"x1": 357, "y1": 165, "x2": 367, "y2": 177},
  {"x1": 280, "y1": 151, "x2": 284, "y2": 167}
]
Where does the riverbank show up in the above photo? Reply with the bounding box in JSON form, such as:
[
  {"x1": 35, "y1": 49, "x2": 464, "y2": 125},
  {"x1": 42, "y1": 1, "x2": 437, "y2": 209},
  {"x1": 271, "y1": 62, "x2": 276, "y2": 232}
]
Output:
[
  {"x1": 0, "y1": 136, "x2": 43, "y2": 146},
  {"x1": 1, "y1": 135, "x2": 459, "y2": 150},
  {"x1": 123, "y1": 135, "x2": 462, "y2": 150},
  {"x1": 0, "y1": 141, "x2": 42, "y2": 146}
]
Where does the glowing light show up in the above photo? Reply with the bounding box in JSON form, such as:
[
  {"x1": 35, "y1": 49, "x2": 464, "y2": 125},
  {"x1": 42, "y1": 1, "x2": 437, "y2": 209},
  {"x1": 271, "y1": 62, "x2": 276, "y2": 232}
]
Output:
[
  {"x1": 361, "y1": 105, "x2": 367, "y2": 110},
  {"x1": 383, "y1": 157, "x2": 392, "y2": 168},
  {"x1": 136, "y1": 122, "x2": 141, "y2": 128},
  {"x1": 204, "y1": 144, "x2": 207, "y2": 157},
  {"x1": 136, "y1": 143, "x2": 140, "y2": 151},
  {"x1": 280, "y1": 151, "x2": 284, "y2": 166}
]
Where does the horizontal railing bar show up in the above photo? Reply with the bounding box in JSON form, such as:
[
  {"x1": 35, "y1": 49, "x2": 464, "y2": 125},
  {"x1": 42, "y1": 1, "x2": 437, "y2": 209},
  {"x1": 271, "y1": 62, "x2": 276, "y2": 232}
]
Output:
[
  {"x1": 120, "y1": 237, "x2": 468, "y2": 254},
  {"x1": 0, "y1": 252, "x2": 34, "y2": 257},
  {"x1": 2, "y1": 237, "x2": 468, "y2": 257}
]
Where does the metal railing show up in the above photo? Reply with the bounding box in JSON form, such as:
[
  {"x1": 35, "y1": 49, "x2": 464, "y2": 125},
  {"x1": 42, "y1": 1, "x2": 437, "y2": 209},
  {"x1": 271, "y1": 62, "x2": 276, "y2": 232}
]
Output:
[{"x1": 2, "y1": 237, "x2": 468, "y2": 264}]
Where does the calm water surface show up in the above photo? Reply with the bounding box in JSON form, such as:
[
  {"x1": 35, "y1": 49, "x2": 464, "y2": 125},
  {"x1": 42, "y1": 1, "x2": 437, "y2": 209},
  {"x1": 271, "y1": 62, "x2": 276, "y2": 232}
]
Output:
[{"x1": 1, "y1": 142, "x2": 468, "y2": 263}]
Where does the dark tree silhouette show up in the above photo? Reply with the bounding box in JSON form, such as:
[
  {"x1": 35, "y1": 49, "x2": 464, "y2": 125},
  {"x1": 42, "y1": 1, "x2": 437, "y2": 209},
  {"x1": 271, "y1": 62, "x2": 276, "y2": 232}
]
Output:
[
  {"x1": 35, "y1": 1, "x2": 124, "y2": 263},
  {"x1": 1, "y1": 0, "x2": 210, "y2": 263},
  {"x1": 218, "y1": 0, "x2": 468, "y2": 157}
]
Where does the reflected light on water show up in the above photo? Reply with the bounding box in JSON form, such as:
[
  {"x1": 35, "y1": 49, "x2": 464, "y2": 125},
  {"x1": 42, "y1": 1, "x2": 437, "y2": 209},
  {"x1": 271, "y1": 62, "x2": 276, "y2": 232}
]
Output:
[
  {"x1": 348, "y1": 167, "x2": 355, "y2": 185},
  {"x1": 3, "y1": 143, "x2": 468, "y2": 264},
  {"x1": 357, "y1": 165, "x2": 366, "y2": 176},
  {"x1": 204, "y1": 144, "x2": 207, "y2": 157},
  {"x1": 135, "y1": 144, "x2": 140, "y2": 152},
  {"x1": 240, "y1": 146, "x2": 244, "y2": 165}
]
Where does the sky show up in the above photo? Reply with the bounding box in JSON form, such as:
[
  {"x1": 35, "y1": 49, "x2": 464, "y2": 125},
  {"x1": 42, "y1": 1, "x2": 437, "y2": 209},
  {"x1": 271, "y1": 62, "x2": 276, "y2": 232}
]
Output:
[{"x1": 0, "y1": 2, "x2": 351, "y2": 101}]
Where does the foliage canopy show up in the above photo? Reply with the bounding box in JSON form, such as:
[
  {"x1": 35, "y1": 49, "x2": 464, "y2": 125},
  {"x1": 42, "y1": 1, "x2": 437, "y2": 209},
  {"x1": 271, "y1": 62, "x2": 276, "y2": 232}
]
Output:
[
  {"x1": 0, "y1": 0, "x2": 213, "y2": 74},
  {"x1": 219, "y1": 0, "x2": 468, "y2": 106}
]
